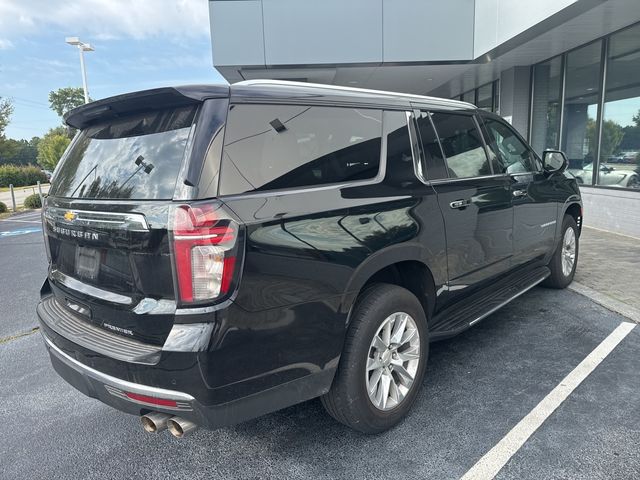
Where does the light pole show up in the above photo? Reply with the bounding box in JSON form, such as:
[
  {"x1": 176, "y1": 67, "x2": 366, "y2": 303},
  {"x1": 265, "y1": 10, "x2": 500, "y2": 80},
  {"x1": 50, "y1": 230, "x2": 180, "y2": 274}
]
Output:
[{"x1": 65, "y1": 36, "x2": 94, "y2": 104}]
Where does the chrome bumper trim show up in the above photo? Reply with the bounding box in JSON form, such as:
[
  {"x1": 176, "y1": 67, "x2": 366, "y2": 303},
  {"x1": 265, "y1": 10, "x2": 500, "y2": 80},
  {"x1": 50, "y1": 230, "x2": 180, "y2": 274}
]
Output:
[
  {"x1": 51, "y1": 269, "x2": 133, "y2": 305},
  {"x1": 41, "y1": 332, "x2": 195, "y2": 405}
]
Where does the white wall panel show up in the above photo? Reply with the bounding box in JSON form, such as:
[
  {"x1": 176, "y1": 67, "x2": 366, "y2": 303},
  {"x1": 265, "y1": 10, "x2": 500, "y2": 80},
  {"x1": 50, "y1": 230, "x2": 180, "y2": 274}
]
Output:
[
  {"x1": 209, "y1": 0, "x2": 265, "y2": 66},
  {"x1": 383, "y1": 0, "x2": 475, "y2": 62},
  {"x1": 262, "y1": 0, "x2": 383, "y2": 65}
]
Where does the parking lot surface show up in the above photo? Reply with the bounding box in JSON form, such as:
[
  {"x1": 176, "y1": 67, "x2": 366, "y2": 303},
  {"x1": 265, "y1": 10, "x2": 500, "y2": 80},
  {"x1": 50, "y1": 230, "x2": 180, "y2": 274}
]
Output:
[{"x1": 1, "y1": 214, "x2": 638, "y2": 480}]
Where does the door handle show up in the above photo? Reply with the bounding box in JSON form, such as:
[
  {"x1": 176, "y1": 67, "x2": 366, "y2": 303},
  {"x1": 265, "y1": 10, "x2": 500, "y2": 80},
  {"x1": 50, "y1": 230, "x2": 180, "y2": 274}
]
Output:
[
  {"x1": 449, "y1": 199, "x2": 471, "y2": 209},
  {"x1": 512, "y1": 189, "x2": 528, "y2": 198}
]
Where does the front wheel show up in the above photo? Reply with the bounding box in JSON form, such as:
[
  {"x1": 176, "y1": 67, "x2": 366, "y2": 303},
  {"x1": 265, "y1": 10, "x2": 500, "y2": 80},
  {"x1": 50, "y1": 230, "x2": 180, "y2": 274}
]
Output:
[
  {"x1": 321, "y1": 284, "x2": 428, "y2": 434},
  {"x1": 542, "y1": 215, "x2": 579, "y2": 289}
]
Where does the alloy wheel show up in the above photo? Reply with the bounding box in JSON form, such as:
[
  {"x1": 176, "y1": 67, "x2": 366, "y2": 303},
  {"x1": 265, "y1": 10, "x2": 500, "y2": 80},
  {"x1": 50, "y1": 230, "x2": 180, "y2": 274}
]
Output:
[
  {"x1": 365, "y1": 312, "x2": 421, "y2": 411},
  {"x1": 561, "y1": 227, "x2": 576, "y2": 276}
]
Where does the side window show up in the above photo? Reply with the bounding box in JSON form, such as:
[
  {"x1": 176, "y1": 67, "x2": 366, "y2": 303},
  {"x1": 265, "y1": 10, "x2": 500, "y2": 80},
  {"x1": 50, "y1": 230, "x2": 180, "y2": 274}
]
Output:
[
  {"x1": 415, "y1": 112, "x2": 448, "y2": 180},
  {"x1": 220, "y1": 105, "x2": 382, "y2": 195},
  {"x1": 483, "y1": 118, "x2": 539, "y2": 174},
  {"x1": 429, "y1": 113, "x2": 492, "y2": 178},
  {"x1": 383, "y1": 111, "x2": 417, "y2": 186}
]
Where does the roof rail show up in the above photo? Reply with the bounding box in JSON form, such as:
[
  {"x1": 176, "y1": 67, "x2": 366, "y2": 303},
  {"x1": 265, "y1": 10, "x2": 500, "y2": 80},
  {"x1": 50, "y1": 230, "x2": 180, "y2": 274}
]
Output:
[{"x1": 233, "y1": 79, "x2": 474, "y2": 108}]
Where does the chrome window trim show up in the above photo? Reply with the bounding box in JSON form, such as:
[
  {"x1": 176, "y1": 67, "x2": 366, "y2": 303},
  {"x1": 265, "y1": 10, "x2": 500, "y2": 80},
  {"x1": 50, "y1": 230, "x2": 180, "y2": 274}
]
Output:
[
  {"x1": 426, "y1": 173, "x2": 510, "y2": 186},
  {"x1": 51, "y1": 270, "x2": 133, "y2": 305}
]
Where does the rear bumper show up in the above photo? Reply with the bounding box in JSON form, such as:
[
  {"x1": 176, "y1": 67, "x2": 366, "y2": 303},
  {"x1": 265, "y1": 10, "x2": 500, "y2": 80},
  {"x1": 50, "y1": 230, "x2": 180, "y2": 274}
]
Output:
[
  {"x1": 38, "y1": 301, "x2": 336, "y2": 430},
  {"x1": 42, "y1": 331, "x2": 196, "y2": 413}
]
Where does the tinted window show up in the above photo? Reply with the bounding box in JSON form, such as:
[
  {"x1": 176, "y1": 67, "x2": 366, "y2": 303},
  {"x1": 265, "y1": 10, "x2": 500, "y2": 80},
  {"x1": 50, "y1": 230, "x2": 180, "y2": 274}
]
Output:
[
  {"x1": 51, "y1": 106, "x2": 197, "y2": 200},
  {"x1": 415, "y1": 112, "x2": 448, "y2": 180},
  {"x1": 430, "y1": 113, "x2": 491, "y2": 178},
  {"x1": 220, "y1": 105, "x2": 382, "y2": 194},
  {"x1": 383, "y1": 111, "x2": 417, "y2": 187},
  {"x1": 483, "y1": 118, "x2": 538, "y2": 173}
]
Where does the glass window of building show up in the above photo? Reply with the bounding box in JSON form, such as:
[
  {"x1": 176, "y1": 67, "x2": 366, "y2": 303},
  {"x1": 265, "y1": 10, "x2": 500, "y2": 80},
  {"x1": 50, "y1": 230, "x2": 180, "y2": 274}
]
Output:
[
  {"x1": 599, "y1": 24, "x2": 640, "y2": 189},
  {"x1": 531, "y1": 56, "x2": 563, "y2": 154},
  {"x1": 462, "y1": 91, "x2": 475, "y2": 104},
  {"x1": 562, "y1": 41, "x2": 602, "y2": 185},
  {"x1": 477, "y1": 84, "x2": 493, "y2": 111}
]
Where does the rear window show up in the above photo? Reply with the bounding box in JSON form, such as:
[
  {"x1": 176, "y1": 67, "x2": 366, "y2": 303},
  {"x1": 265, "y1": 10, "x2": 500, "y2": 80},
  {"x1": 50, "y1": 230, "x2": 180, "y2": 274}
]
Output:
[
  {"x1": 219, "y1": 104, "x2": 382, "y2": 195},
  {"x1": 50, "y1": 106, "x2": 197, "y2": 200}
]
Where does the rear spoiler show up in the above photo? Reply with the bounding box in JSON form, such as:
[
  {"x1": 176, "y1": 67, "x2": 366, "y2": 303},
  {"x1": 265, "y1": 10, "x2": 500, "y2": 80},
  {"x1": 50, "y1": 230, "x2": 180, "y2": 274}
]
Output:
[{"x1": 64, "y1": 85, "x2": 230, "y2": 130}]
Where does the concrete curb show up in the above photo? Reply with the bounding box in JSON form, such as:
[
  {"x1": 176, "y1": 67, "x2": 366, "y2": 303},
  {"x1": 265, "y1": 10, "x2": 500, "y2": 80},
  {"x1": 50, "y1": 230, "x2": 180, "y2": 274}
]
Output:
[{"x1": 569, "y1": 282, "x2": 640, "y2": 324}]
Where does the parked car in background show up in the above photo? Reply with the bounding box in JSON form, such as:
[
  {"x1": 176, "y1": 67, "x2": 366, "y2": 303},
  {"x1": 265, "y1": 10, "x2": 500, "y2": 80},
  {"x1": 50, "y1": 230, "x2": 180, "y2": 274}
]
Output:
[
  {"x1": 37, "y1": 81, "x2": 583, "y2": 437},
  {"x1": 572, "y1": 162, "x2": 639, "y2": 188}
]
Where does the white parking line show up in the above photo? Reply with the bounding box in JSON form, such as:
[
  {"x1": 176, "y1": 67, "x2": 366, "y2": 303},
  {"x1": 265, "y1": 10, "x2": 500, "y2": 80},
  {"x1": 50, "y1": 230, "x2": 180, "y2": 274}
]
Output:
[{"x1": 460, "y1": 321, "x2": 636, "y2": 480}]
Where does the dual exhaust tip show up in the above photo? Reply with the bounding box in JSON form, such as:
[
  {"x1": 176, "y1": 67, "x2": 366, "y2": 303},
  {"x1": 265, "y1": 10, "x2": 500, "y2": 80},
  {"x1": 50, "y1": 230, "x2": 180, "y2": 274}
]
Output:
[{"x1": 141, "y1": 412, "x2": 198, "y2": 438}]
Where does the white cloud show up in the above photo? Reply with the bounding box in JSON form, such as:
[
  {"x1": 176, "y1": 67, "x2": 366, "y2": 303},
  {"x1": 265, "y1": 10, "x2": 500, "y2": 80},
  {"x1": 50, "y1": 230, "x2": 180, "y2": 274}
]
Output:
[
  {"x1": 0, "y1": 0, "x2": 210, "y2": 40},
  {"x1": 0, "y1": 39, "x2": 14, "y2": 49}
]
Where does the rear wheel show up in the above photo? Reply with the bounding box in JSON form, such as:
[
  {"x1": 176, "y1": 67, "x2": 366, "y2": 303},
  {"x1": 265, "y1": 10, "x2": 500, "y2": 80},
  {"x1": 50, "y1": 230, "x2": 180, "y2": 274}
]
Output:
[
  {"x1": 542, "y1": 215, "x2": 579, "y2": 289},
  {"x1": 321, "y1": 284, "x2": 428, "y2": 434}
]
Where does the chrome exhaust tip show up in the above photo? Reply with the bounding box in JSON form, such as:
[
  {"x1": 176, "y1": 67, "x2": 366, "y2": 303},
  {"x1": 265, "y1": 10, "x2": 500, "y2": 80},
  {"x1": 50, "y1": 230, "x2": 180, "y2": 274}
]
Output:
[
  {"x1": 167, "y1": 417, "x2": 198, "y2": 438},
  {"x1": 141, "y1": 412, "x2": 173, "y2": 433}
]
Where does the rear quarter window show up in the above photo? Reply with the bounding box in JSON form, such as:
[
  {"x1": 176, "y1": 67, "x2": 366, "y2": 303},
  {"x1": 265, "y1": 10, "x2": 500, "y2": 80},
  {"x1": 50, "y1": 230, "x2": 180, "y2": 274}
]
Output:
[
  {"x1": 51, "y1": 106, "x2": 197, "y2": 200},
  {"x1": 219, "y1": 104, "x2": 383, "y2": 195}
]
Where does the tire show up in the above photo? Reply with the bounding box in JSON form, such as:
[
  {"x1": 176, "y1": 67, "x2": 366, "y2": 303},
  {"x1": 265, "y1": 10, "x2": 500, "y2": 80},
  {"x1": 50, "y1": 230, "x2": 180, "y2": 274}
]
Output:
[
  {"x1": 321, "y1": 283, "x2": 429, "y2": 434},
  {"x1": 542, "y1": 215, "x2": 579, "y2": 289}
]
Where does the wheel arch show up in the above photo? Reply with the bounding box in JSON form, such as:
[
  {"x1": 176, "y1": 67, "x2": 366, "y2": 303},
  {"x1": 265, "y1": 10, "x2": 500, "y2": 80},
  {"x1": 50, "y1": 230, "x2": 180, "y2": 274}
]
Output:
[
  {"x1": 563, "y1": 200, "x2": 583, "y2": 235},
  {"x1": 341, "y1": 243, "x2": 439, "y2": 326}
]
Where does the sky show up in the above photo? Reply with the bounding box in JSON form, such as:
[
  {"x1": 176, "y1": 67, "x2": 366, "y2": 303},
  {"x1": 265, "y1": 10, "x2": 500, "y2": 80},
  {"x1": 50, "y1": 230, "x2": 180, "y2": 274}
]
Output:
[{"x1": 0, "y1": 0, "x2": 226, "y2": 140}]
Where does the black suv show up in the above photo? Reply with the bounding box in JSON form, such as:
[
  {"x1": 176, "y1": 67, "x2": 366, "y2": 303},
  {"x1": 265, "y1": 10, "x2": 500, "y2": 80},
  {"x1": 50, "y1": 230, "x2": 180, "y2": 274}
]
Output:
[{"x1": 37, "y1": 81, "x2": 582, "y2": 436}]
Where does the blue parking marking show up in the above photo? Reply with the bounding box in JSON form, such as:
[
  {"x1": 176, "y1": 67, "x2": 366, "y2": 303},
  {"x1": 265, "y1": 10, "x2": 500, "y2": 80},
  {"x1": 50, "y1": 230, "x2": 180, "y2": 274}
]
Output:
[{"x1": 0, "y1": 226, "x2": 42, "y2": 237}]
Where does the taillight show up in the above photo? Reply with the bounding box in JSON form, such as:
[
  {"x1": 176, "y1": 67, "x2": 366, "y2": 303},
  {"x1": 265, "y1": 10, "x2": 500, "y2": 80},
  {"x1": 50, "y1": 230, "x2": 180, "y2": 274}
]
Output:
[{"x1": 169, "y1": 202, "x2": 240, "y2": 305}]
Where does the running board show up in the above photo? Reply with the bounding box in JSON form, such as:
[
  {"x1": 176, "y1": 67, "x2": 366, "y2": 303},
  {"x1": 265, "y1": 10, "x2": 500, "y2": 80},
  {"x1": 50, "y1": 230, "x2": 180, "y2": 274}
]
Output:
[{"x1": 430, "y1": 266, "x2": 550, "y2": 340}]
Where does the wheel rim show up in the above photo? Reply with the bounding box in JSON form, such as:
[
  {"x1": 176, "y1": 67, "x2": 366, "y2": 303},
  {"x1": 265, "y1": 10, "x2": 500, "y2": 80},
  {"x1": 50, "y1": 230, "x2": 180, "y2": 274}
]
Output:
[
  {"x1": 365, "y1": 312, "x2": 420, "y2": 411},
  {"x1": 561, "y1": 227, "x2": 576, "y2": 276}
]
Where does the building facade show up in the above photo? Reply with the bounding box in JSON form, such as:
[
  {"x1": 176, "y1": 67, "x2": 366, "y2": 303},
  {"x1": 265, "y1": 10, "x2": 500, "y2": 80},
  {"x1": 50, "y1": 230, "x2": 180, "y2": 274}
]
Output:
[{"x1": 208, "y1": 0, "x2": 640, "y2": 237}]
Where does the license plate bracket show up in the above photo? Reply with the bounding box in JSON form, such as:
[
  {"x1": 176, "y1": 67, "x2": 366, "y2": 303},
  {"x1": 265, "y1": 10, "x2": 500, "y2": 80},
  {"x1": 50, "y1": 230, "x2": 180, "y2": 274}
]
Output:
[{"x1": 75, "y1": 246, "x2": 100, "y2": 280}]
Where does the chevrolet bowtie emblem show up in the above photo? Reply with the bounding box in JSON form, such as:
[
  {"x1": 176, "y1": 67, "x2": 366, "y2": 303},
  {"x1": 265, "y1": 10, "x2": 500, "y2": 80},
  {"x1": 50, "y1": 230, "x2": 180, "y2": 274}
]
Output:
[{"x1": 63, "y1": 211, "x2": 77, "y2": 222}]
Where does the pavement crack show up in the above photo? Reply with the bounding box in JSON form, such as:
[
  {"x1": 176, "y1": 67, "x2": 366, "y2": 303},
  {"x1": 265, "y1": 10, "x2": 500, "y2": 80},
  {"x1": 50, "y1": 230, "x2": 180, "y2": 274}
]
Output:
[{"x1": 0, "y1": 327, "x2": 40, "y2": 345}]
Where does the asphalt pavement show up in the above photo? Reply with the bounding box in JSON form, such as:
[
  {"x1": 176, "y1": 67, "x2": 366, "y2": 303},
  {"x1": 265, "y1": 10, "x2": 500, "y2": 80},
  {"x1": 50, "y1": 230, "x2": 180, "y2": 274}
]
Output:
[{"x1": 0, "y1": 213, "x2": 638, "y2": 480}]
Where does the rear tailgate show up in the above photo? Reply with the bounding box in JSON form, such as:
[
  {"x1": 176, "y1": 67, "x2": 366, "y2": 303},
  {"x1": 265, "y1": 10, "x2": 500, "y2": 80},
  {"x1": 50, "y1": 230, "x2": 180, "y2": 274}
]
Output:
[
  {"x1": 42, "y1": 88, "x2": 230, "y2": 347},
  {"x1": 43, "y1": 199, "x2": 175, "y2": 345}
]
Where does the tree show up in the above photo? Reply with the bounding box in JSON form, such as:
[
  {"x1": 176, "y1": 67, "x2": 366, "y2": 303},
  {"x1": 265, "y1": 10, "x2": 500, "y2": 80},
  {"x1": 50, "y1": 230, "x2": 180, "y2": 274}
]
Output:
[
  {"x1": 48, "y1": 87, "x2": 86, "y2": 119},
  {"x1": 0, "y1": 97, "x2": 14, "y2": 137},
  {"x1": 37, "y1": 128, "x2": 71, "y2": 170},
  {"x1": 586, "y1": 118, "x2": 625, "y2": 159}
]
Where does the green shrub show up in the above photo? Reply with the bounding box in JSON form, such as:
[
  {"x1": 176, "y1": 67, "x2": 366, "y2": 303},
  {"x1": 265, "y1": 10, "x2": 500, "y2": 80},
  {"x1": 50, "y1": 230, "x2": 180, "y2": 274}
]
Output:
[
  {"x1": 0, "y1": 201, "x2": 7, "y2": 213},
  {"x1": 23, "y1": 193, "x2": 42, "y2": 209},
  {"x1": 0, "y1": 164, "x2": 48, "y2": 188}
]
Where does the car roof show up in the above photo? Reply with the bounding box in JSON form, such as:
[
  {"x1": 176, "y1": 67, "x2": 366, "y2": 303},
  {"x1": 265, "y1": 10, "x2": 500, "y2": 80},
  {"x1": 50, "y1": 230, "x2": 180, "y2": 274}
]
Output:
[{"x1": 65, "y1": 80, "x2": 476, "y2": 129}]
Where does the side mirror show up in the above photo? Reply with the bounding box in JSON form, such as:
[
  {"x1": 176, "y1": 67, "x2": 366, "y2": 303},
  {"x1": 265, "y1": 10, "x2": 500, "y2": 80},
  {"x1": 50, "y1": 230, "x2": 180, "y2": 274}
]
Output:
[{"x1": 542, "y1": 150, "x2": 568, "y2": 174}]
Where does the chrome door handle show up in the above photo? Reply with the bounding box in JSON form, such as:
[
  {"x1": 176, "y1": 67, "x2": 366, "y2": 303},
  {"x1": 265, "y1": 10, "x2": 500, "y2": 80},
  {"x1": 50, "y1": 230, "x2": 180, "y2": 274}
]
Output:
[
  {"x1": 449, "y1": 199, "x2": 471, "y2": 209},
  {"x1": 512, "y1": 189, "x2": 527, "y2": 198}
]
